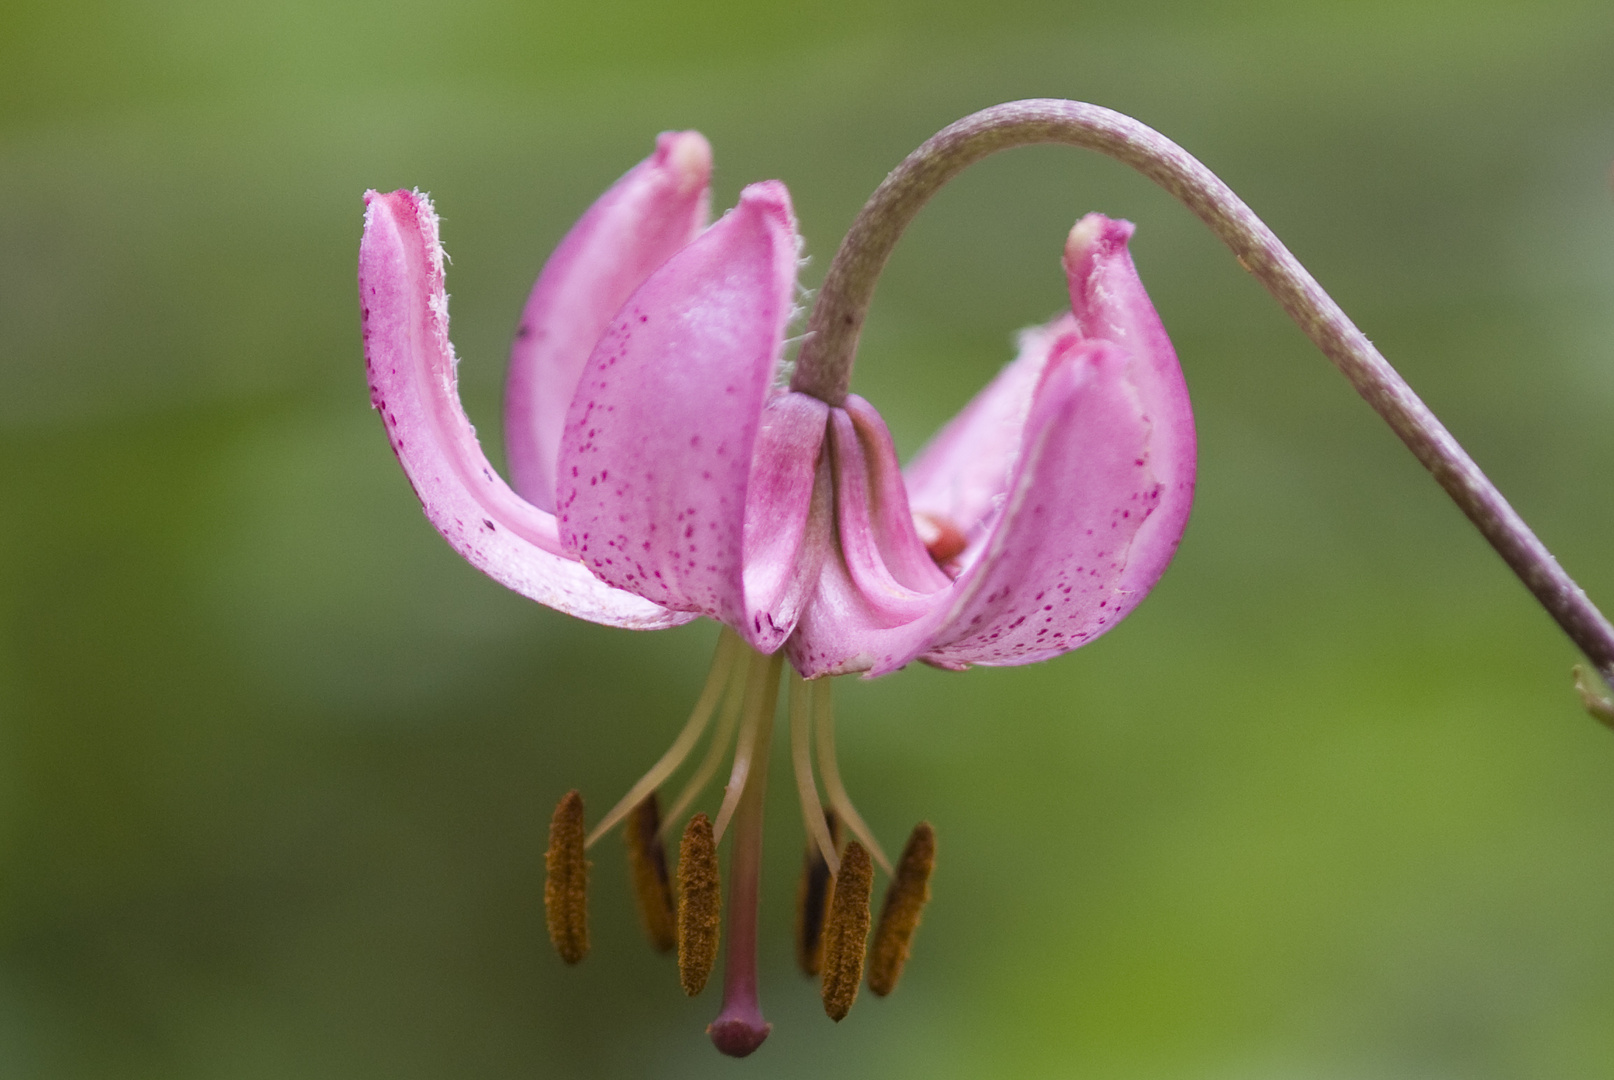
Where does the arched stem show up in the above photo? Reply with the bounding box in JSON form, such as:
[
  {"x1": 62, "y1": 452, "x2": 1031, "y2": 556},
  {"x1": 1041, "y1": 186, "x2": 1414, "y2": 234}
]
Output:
[{"x1": 791, "y1": 98, "x2": 1614, "y2": 698}]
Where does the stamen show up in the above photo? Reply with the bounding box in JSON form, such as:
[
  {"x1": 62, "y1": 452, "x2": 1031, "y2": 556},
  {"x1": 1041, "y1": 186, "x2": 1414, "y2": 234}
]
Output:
[
  {"x1": 676, "y1": 813, "x2": 721, "y2": 996},
  {"x1": 544, "y1": 789, "x2": 589, "y2": 965},
  {"x1": 794, "y1": 809, "x2": 841, "y2": 976},
  {"x1": 712, "y1": 649, "x2": 779, "y2": 843},
  {"x1": 788, "y1": 672, "x2": 840, "y2": 873},
  {"x1": 584, "y1": 629, "x2": 740, "y2": 848},
  {"x1": 867, "y1": 821, "x2": 936, "y2": 997},
  {"x1": 913, "y1": 511, "x2": 968, "y2": 565},
  {"x1": 624, "y1": 793, "x2": 676, "y2": 953},
  {"x1": 708, "y1": 651, "x2": 783, "y2": 1058},
  {"x1": 659, "y1": 648, "x2": 749, "y2": 835},
  {"x1": 819, "y1": 839, "x2": 873, "y2": 1022},
  {"x1": 811, "y1": 679, "x2": 893, "y2": 873}
]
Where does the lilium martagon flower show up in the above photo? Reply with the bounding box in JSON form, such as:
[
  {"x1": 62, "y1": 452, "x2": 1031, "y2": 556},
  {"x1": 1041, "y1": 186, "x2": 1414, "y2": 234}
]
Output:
[
  {"x1": 363, "y1": 99, "x2": 1614, "y2": 1059},
  {"x1": 359, "y1": 127, "x2": 1192, "y2": 1057}
]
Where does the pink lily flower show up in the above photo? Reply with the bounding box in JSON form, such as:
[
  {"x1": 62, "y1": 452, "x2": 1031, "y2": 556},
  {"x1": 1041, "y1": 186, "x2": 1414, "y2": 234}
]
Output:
[
  {"x1": 359, "y1": 131, "x2": 1193, "y2": 1057},
  {"x1": 360, "y1": 132, "x2": 714, "y2": 632},
  {"x1": 554, "y1": 193, "x2": 1194, "y2": 678}
]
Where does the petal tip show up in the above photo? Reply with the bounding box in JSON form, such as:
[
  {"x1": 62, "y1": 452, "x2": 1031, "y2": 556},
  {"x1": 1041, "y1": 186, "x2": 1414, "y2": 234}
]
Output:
[
  {"x1": 362, "y1": 189, "x2": 437, "y2": 245},
  {"x1": 654, "y1": 130, "x2": 713, "y2": 196},
  {"x1": 1063, "y1": 213, "x2": 1134, "y2": 273},
  {"x1": 736, "y1": 179, "x2": 796, "y2": 224}
]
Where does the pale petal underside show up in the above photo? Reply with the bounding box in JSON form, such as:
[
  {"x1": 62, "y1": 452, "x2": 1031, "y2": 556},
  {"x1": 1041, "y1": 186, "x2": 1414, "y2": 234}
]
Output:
[
  {"x1": 360, "y1": 188, "x2": 691, "y2": 630},
  {"x1": 504, "y1": 132, "x2": 713, "y2": 513},
  {"x1": 1064, "y1": 214, "x2": 1196, "y2": 605}
]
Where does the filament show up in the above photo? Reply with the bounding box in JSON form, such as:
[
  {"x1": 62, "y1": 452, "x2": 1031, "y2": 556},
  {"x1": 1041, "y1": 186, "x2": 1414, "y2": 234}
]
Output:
[
  {"x1": 660, "y1": 649, "x2": 750, "y2": 836},
  {"x1": 811, "y1": 678, "x2": 892, "y2": 874},
  {"x1": 713, "y1": 650, "x2": 783, "y2": 843},
  {"x1": 585, "y1": 629, "x2": 740, "y2": 848},
  {"x1": 788, "y1": 671, "x2": 840, "y2": 874}
]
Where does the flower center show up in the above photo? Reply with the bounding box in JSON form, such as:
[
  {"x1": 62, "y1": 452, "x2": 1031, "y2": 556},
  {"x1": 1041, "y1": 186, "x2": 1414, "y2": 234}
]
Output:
[{"x1": 542, "y1": 628, "x2": 935, "y2": 1056}]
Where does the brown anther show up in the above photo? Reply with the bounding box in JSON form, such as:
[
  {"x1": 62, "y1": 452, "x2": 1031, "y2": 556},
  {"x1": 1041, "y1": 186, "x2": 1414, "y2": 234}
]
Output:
[
  {"x1": 625, "y1": 793, "x2": 676, "y2": 952},
  {"x1": 676, "y1": 813, "x2": 721, "y2": 996},
  {"x1": 819, "y1": 839, "x2": 873, "y2": 1022},
  {"x1": 794, "y1": 810, "x2": 842, "y2": 976},
  {"x1": 913, "y1": 511, "x2": 968, "y2": 566},
  {"x1": 868, "y1": 821, "x2": 935, "y2": 997},
  {"x1": 544, "y1": 789, "x2": 589, "y2": 965}
]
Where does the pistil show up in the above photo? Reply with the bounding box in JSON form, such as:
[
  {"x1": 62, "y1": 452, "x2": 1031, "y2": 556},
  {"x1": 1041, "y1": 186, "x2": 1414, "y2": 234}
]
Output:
[{"x1": 707, "y1": 650, "x2": 783, "y2": 1058}]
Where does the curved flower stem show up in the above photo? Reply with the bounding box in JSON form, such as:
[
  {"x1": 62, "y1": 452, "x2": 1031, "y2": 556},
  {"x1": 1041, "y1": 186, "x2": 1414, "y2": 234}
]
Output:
[{"x1": 791, "y1": 98, "x2": 1614, "y2": 697}]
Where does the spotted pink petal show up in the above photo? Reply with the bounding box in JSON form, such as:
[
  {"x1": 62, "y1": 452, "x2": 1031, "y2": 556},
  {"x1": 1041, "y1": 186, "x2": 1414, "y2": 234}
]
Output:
[
  {"x1": 789, "y1": 215, "x2": 1195, "y2": 676},
  {"x1": 790, "y1": 337, "x2": 1168, "y2": 676},
  {"x1": 555, "y1": 181, "x2": 814, "y2": 652},
  {"x1": 915, "y1": 337, "x2": 1162, "y2": 670},
  {"x1": 741, "y1": 391, "x2": 835, "y2": 650},
  {"x1": 1064, "y1": 214, "x2": 1196, "y2": 603},
  {"x1": 360, "y1": 188, "x2": 692, "y2": 630},
  {"x1": 504, "y1": 132, "x2": 712, "y2": 513}
]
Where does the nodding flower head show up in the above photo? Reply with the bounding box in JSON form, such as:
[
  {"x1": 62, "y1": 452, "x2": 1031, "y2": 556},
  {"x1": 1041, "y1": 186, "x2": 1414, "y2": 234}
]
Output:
[{"x1": 359, "y1": 128, "x2": 1194, "y2": 1057}]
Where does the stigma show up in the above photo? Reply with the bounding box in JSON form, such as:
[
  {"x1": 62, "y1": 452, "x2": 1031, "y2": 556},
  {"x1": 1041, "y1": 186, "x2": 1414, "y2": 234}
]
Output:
[{"x1": 542, "y1": 628, "x2": 935, "y2": 1057}]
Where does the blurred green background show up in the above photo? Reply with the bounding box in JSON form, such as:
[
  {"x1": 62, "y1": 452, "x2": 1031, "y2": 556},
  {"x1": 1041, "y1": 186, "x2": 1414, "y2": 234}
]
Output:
[{"x1": 3, "y1": 0, "x2": 1614, "y2": 1076}]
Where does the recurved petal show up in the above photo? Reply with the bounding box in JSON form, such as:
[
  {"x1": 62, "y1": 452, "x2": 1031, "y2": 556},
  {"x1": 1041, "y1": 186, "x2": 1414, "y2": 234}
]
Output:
[
  {"x1": 504, "y1": 131, "x2": 712, "y2": 513},
  {"x1": 740, "y1": 392, "x2": 834, "y2": 652},
  {"x1": 555, "y1": 181, "x2": 807, "y2": 649},
  {"x1": 784, "y1": 536, "x2": 921, "y2": 678},
  {"x1": 914, "y1": 338, "x2": 1162, "y2": 670},
  {"x1": 360, "y1": 189, "x2": 692, "y2": 630},
  {"x1": 903, "y1": 314, "x2": 1074, "y2": 549},
  {"x1": 790, "y1": 338, "x2": 1163, "y2": 676},
  {"x1": 1064, "y1": 214, "x2": 1196, "y2": 603},
  {"x1": 828, "y1": 398, "x2": 951, "y2": 626}
]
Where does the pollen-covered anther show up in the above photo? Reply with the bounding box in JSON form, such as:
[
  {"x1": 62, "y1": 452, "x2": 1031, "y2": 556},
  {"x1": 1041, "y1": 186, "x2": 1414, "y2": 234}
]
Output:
[
  {"x1": 868, "y1": 821, "x2": 935, "y2": 996},
  {"x1": 677, "y1": 813, "x2": 722, "y2": 995},
  {"x1": 912, "y1": 511, "x2": 968, "y2": 566},
  {"x1": 625, "y1": 793, "x2": 676, "y2": 952},
  {"x1": 819, "y1": 840, "x2": 873, "y2": 1022},
  {"x1": 544, "y1": 790, "x2": 589, "y2": 965},
  {"x1": 795, "y1": 810, "x2": 842, "y2": 976}
]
